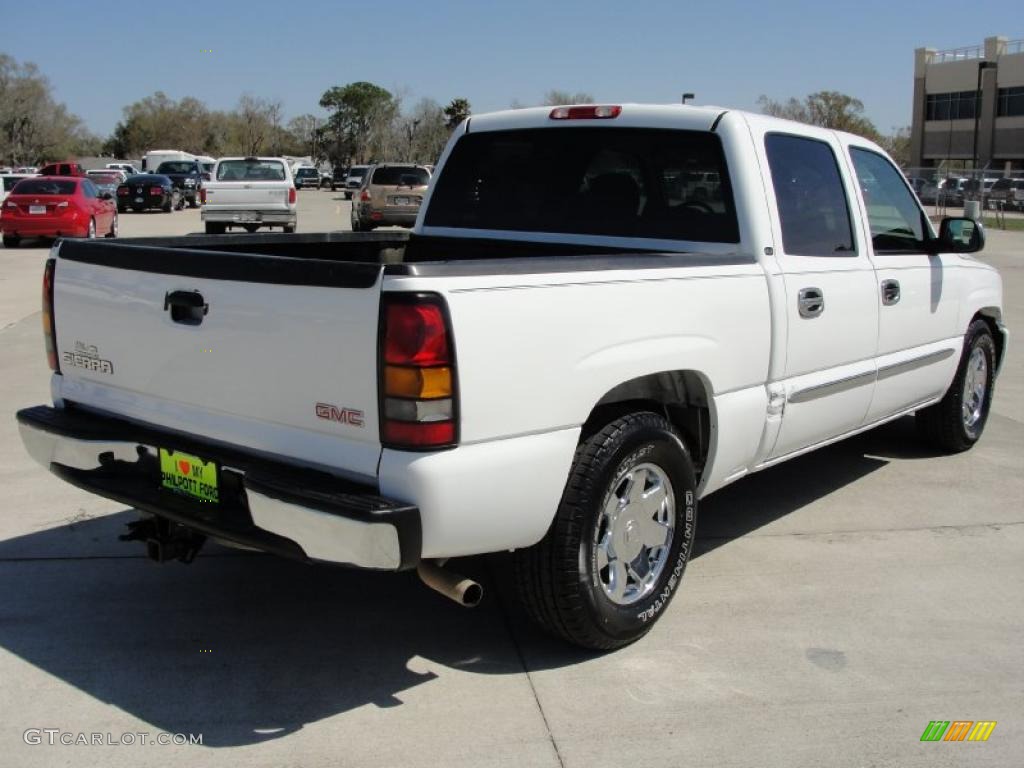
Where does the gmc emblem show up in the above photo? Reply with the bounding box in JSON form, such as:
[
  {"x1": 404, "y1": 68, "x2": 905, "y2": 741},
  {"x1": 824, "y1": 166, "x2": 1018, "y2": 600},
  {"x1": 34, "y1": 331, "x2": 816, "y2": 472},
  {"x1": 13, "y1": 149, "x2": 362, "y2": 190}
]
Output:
[{"x1": 315, "y1": 402, "x2": 364, "y2": 427}]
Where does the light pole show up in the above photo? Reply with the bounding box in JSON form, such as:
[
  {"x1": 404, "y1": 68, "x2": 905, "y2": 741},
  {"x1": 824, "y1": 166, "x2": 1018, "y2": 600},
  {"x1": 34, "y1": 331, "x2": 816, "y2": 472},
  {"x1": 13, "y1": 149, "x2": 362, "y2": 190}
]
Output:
[{"x1": 681, "y1": 93, "x2": 695, "y2": 105}]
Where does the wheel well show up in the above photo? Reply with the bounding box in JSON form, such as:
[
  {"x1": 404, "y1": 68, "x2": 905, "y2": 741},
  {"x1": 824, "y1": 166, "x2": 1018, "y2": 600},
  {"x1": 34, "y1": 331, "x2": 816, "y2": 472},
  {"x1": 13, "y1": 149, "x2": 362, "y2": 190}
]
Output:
[
  {"x1": 974, "y1": 309, "x2": 1005, "y2": 371},
  {"x1": 583, "y1": 371, "x2": 712, "y2": 478}
]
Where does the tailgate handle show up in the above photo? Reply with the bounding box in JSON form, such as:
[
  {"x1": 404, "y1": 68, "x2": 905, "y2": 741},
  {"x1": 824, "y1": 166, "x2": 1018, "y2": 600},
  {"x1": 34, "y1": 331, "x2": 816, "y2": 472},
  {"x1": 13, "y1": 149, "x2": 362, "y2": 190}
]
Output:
[{"x1": 164, "y1": 290, "x2": 208, "y2": 325}]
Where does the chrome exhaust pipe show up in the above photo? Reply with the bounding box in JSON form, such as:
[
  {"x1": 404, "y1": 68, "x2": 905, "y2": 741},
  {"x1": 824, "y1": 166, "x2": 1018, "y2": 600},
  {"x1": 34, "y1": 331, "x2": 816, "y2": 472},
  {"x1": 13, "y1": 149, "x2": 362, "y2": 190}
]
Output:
[{"x1": 417, "y1": 559, "x2": 483, "y2": 608}]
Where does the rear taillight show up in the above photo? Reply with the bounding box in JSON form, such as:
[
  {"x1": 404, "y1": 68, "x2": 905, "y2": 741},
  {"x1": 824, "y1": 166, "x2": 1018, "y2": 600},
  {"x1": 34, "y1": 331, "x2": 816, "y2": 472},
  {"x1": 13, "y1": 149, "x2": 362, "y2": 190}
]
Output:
[
  {"x1": 360, "y1": 188, "x2": 371, "y2": 202},
  {"x1": 199, "y1": 187, "x2": 207, "y2": 204},
  {"x1": 380, "y1": 294, "x2": 457, "y2": 449},
  {"x1": 288, "y1": 187, "x2": 297, "y2": 204},
  {"x1": 42, "y1": 258, "x2": 59, "y2": 373},
  {"x1": 150, "y1": 186, "x2": 163, "y2": 195},
  {"x1": 117, "y1": 188, "x2": 129, "y2": 196}
]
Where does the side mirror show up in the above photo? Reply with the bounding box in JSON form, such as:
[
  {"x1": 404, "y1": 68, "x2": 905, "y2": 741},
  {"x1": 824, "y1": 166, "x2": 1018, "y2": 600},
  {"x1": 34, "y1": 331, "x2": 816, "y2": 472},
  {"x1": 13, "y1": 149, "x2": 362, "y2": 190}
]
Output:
[{"x1": 934, "y1": 216, "x2": 985, "y2": 254}]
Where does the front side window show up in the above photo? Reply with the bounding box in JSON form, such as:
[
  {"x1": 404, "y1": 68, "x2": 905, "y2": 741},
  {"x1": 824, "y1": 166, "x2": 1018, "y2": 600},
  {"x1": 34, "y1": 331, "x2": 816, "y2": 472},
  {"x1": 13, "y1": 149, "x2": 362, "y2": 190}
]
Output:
[
  {"x1": 849, "y1": 148, "x2": 928, "y2": 253},
  {"x1": 426, "y1": 127, "x2": 739, "y2": 243},
  {"x1": 765, "y1": 133, "x2": 855, "y2": 256}
]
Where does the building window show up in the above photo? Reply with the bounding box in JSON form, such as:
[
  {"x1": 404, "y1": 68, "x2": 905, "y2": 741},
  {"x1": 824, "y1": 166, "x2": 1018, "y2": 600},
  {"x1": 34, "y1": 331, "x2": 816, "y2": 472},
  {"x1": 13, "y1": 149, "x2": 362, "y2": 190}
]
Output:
[
  {"x1": 997, "y1": 86, "x2": 1024, "y2": 117},
  {"x1": 925, "y1": 91, "x2": 978, "y2": 121}
]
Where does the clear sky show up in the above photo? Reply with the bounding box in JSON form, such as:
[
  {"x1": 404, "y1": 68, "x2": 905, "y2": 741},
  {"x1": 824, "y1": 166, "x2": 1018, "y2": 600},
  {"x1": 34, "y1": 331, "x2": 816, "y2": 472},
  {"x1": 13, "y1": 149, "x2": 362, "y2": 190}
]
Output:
[{"x1": 3, "y1": 0, "x2": 1020, "y2": 137}]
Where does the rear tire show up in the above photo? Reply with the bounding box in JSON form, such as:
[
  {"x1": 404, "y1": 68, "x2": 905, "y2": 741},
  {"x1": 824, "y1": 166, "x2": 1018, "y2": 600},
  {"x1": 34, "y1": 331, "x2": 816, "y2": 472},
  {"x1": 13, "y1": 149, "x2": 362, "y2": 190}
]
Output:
[
  {"x1": 916, "y1": 319, "x2": 997, "y2": 452},
  {"x1": 106, "y1": 213, "x2": 118, "y2": 238},
  {"x1": 204, "y1": 222, "x2": 225, "y2": 235},
  {"x1": 513, "y1": 412, "x2": 698, "y2": 650},
  {"x1": 2, "y1": 235, "x2": 19, "y2": 248},
  {"x1": 282, "y1": 225, "x2": 295, "y2": 234}
]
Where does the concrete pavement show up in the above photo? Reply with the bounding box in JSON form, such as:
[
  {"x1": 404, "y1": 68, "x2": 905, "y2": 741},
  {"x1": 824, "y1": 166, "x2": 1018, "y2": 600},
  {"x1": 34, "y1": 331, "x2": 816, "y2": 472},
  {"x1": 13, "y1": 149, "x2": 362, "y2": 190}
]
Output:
[{"x1": 0, "y1": 194, "x2": 1021, "y2": 767}]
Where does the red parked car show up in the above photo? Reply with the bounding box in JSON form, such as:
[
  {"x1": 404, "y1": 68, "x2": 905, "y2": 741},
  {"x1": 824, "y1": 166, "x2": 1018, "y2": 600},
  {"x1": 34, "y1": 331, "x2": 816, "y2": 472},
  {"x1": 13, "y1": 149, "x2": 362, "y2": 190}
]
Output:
[
  {"x1": 37, "y1": 161, "x2": 87, "y2": 177},
  {"x1": 1, "y1": 177, "x2": 118, "y2": 248}
]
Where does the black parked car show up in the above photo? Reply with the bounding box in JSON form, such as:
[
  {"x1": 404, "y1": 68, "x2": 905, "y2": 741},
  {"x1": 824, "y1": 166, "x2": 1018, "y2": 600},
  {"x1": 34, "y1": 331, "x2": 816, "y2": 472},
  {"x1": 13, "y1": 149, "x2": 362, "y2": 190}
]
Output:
[
  {"x1": 293, "y1": 166, "x2": 320, "y2": 189},
  {"x1": 330, "y1": 166, "x2": 348, "y2": 191},
  {"x1": 155, "y1": 160, "x2": 203, "y2": 207},
  {"x1": 117, "y1": 174, "x2": 183, "y2": 212}
]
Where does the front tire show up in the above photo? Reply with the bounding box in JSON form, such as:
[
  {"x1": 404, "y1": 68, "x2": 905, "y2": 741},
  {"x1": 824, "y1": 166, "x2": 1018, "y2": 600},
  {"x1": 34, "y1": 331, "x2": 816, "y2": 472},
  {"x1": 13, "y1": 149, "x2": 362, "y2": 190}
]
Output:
[
  {"x1": 85, "y1": 218, "x2": 96, "y2": 239},
  {"x1": 514, "y1": 412, "x2": 698, "y2": 650},
  {"x1": 916, "y1": 319, "x2": 997, "y2": 452},
  {"x1": 106, "y1": 213, "x2": 118, "y2": 238}
]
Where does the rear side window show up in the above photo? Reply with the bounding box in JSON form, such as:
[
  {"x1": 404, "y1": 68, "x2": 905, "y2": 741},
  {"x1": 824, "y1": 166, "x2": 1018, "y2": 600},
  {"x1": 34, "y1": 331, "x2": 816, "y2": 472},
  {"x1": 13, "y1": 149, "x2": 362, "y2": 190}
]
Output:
[
  {"x1": 426, "y1": 127, "x2": 739, "y2": 242},
  {"x1": 216, "y1": 160, "x2": 286, "y2": 181},
  {"x1": 12, "y1": 179, "x2": 77, "y2": 195},
  {"x1": 81, "y1": 180, "x2": 96, "y2": 197},
  {"x1": 372, "y1": 166, "x2": 429, "y2": 186},
  {"x1": 765, "y1": 134, "x2": 855, "y2": 256}
]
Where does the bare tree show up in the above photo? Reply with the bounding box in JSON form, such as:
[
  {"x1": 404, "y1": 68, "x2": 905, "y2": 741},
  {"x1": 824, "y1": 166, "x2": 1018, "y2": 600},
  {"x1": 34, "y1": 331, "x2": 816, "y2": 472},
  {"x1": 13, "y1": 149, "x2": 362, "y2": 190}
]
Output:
[{"x1": 542, "y1": 90, "x2": 594, "y2": 106}]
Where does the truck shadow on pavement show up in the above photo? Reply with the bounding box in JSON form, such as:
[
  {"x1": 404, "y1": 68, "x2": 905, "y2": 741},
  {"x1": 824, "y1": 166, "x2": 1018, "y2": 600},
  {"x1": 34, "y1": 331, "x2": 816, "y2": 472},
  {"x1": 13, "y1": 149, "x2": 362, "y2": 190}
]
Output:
[{"x1": 0, "y1": 416, "x2": 926, "y2": 747}]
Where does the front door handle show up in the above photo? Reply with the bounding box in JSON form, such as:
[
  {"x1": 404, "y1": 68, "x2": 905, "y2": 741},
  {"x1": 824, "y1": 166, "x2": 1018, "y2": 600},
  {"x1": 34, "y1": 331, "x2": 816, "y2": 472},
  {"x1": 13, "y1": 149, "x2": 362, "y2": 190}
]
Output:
[
  {"x1": 797, "y1": 287, "x2": 825, "y2": 318},
  {"x1": 881, "y1": 279, "x2": 901, "y2": 306}
]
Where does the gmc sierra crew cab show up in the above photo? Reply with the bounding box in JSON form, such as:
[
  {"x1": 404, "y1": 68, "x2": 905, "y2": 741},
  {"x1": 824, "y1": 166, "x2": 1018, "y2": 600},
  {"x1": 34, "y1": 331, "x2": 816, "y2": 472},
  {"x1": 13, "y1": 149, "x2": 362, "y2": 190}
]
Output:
[{"x1": 18, "y1": 104, "x2": 1006, "y2": 650}]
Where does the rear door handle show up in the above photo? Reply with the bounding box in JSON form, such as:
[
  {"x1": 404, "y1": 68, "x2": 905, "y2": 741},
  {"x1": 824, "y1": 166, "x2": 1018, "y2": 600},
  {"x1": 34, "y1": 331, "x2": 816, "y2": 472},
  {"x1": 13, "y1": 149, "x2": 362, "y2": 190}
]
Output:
[
  {"x1": 881, "y1": 279, "x2": 901, "y2": 305},
  {"x1": 164, "y1": 290, "x2": 208, "y2": 325},
  {"x1": 797, "y1": 287, "x2": 825, "y2": 318}
]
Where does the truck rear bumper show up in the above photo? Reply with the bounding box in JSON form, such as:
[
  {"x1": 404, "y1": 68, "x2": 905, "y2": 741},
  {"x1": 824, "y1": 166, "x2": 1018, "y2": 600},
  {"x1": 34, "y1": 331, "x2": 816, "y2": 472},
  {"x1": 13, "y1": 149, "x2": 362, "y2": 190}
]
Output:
[
  {"x1": 201, "y1": 210, "x2": 296, "y2": 225},
  {"x1": 16, "y1": 405, "x2": 420, "y2": 570}
]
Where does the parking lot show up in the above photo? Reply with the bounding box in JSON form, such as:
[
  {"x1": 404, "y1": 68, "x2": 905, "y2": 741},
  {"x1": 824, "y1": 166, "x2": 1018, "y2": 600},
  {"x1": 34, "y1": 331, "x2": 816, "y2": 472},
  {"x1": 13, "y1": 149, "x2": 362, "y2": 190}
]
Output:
[{"x1": 0, "y1": 190, "x2": 1021, "y2": 767}]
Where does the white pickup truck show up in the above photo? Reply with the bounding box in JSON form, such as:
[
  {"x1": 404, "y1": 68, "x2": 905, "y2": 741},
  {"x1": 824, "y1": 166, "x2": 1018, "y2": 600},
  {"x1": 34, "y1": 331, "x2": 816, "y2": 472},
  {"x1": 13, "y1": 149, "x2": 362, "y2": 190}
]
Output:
[
  {"x1": 200, "y1": 156, "x2": 297, "y2": 234},
  {"x1": 18, "y1": 104, "x2": 1006, "y2": 649}
]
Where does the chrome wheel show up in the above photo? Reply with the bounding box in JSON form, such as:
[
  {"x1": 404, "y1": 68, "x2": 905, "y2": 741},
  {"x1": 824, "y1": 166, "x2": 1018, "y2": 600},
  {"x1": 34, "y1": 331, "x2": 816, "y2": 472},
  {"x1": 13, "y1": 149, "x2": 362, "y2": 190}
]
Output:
[
  {"x1": 110, "y1": 213, "x2": 118, "y2": 238},
  {"x1": 594, "y1": 462, "x2": 676, "y2": 606},
  {"x1": 961, "y1": 346, "x2": 988, "y2": 434},
  {"x1": 86, "y1": 218, "x2": 96, "y2": 238}
]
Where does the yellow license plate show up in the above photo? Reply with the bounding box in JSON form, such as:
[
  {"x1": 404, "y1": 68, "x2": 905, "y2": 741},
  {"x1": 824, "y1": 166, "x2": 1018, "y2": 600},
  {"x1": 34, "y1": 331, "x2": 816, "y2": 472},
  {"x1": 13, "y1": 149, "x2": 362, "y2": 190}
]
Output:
[{"x1": 159, "y1": 449, "x2": 219, "y2": 503}]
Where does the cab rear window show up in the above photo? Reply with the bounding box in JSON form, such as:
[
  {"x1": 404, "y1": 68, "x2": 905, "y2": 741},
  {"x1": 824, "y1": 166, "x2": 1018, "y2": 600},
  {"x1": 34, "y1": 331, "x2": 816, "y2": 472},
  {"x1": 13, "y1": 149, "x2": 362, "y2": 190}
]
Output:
[
  {"x1": 425, "y1": 127, "x2": 739, "y2": 243},
  {"x1": 216, "y1": 160, "x2": 286, "y2": 181},
  {"x1": 372, "y1": 166, "x2": 429, "y2": 186}
]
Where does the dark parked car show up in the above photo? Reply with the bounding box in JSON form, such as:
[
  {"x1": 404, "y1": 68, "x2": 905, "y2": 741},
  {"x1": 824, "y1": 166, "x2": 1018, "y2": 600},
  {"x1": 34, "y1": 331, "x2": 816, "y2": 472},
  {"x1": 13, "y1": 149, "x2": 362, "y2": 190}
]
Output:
[
  {"x1": 293, "y1": 166, "x2": 320, "y2": 189},
  {"x1": 990, "y1": 177, "x2": 1024, "y2": 211},
  {"x1": 155, "y1": 160, "x2": 203, "y2": 207},
  {"x1": 117, "y1": 174, "x2": 183, "y2": 212},
  {"x1": 330, "y1": 166, "x2": 348, "y2": 191}
]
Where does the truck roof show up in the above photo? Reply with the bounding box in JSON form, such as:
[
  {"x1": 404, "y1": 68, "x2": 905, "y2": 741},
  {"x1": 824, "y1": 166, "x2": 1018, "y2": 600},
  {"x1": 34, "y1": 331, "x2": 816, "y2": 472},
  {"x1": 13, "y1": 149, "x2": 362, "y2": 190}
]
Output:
[
  {"x1": 466, "y1": 103, "x2": 729, "y2": 133},
  {"x1": 464, "y1": 103, "x2": 885, "y2": 152}
]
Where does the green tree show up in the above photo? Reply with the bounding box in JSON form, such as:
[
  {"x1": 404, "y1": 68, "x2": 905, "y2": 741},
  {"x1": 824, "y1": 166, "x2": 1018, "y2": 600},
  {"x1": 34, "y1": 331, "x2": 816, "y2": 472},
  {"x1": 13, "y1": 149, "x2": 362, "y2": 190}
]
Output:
[
  {"x1": 757, "y1": 90, "x2": 881, "y2": 141},
  {"x1": 0, "y1": 54, "x2": 94, "y2": 164},
  {"x1": 319, "y1": 81, "x2": 397, "y2": 164},
  {"x1": 443, "y1": 98, "x2": 471, "y2": 129}
]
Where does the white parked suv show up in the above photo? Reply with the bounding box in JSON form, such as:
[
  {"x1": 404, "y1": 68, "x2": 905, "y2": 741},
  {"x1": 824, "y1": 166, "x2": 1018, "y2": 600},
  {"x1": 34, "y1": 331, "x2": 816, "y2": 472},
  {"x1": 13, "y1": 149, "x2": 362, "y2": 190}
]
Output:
[
  {"x1": 18, "y1": 104, "x2": 1006, "y2": 649},
  {"x1": 200, "y1": 157, "x2": 297, "y2": 233}
]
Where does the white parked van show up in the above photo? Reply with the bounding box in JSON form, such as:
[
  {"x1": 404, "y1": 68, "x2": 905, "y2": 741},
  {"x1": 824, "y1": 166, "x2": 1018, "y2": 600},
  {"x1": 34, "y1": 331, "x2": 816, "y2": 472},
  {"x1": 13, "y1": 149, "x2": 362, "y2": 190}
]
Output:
[{"x1": 141, "y1": 150, "x2": 196, "y2": 174}]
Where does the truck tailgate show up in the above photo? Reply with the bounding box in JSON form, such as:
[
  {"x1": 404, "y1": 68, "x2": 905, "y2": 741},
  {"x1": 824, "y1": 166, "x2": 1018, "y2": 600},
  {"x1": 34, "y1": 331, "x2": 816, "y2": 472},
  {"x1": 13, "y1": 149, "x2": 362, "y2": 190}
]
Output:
[
  {"x1": 52, "y1": 241, "x2": 384, "y2": 480},
  {"x1": 204, "y1": 182, "x2": 290, "y2": 210}
]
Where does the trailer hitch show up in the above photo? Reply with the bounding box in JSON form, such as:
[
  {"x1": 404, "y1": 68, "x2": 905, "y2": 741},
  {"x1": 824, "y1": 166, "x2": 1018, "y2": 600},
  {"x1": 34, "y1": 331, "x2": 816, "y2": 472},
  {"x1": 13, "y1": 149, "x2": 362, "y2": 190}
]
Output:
[{"x1": 120, "y1": 516, "x2": 206, "y2": 564}]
